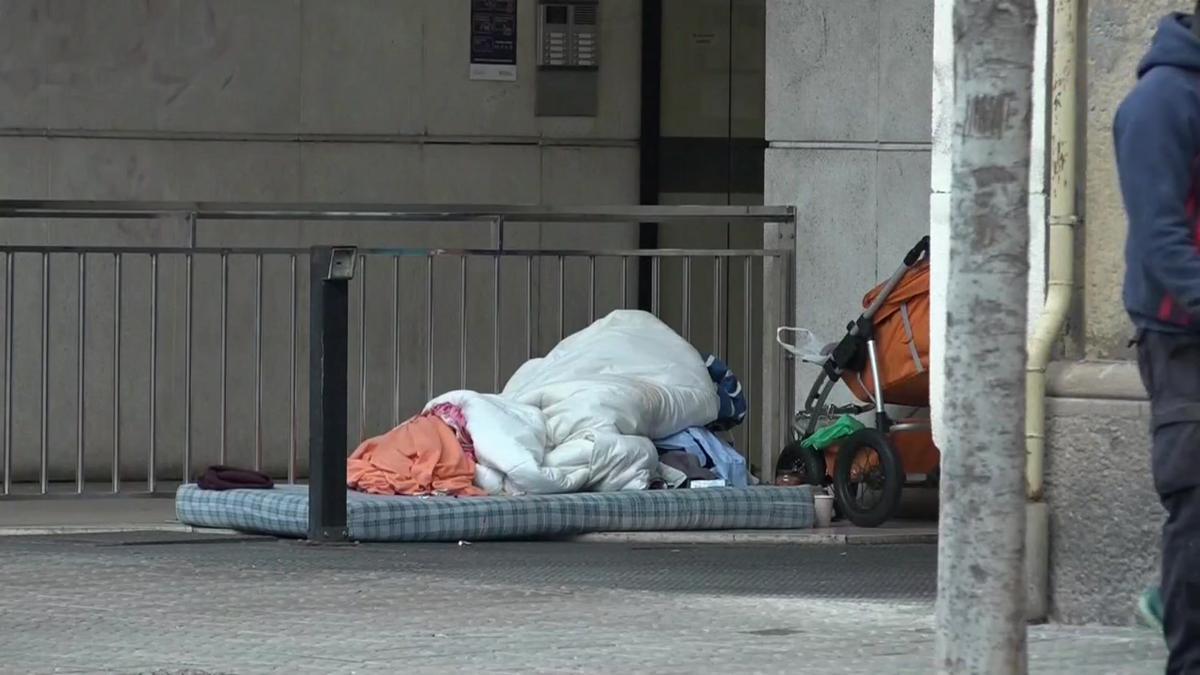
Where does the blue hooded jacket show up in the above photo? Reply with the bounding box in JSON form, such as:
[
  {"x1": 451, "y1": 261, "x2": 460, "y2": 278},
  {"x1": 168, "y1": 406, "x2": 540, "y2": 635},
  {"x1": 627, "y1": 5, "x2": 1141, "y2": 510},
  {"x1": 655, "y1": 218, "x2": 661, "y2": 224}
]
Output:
[{"x1": 1115, "y1": 13, "x2": 1200, "y2": 333}]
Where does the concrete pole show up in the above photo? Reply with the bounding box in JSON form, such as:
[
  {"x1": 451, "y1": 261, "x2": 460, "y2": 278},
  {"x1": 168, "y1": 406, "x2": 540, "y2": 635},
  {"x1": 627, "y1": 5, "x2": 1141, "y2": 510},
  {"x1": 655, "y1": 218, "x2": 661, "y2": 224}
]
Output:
[{"x1": 935, "y1": 1, "x2": 1037, "y2": 673}]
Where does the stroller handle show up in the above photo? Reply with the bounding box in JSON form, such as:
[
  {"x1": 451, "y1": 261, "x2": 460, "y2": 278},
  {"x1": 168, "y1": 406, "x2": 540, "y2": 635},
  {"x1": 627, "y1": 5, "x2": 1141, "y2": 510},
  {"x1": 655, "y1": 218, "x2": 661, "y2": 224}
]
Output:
[{"x1": 904, "y1": 236, "x2": 930, "y2": 267}]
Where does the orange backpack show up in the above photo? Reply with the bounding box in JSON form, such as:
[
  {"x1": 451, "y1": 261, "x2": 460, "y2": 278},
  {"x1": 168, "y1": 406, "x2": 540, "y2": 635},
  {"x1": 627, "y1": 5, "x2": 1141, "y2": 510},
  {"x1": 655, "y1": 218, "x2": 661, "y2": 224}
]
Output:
[{"x1": 845, "y1": 261, "x2": 931, "y2": 407}]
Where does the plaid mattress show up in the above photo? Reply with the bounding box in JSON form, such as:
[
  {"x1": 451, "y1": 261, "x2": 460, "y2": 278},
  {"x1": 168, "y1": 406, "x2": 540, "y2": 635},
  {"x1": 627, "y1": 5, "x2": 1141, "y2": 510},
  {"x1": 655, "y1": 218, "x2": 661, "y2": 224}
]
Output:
[{"x1": 175, "y1": 484, "x2": 814, "y2": 542}]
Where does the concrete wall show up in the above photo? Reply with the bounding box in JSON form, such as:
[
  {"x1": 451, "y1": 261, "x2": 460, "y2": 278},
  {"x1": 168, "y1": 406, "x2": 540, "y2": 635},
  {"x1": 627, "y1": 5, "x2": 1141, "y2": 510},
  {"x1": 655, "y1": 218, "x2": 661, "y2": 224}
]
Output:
[
  {"x1": 0, "y1": 0, "x2": 642, "y2": 484},
  {"x1": 1044, "y1": 370, "x2": 1160, "y2": 625},
  {"x1": 1083, "y1": 0, "x2": 1174, "y2": 359},
  {"x1": 1041, "y1": 0, "x2": 1176, "y2": 626},
  {"x1": 764, "y1": 0, "x2": 934, "y2": 406}
]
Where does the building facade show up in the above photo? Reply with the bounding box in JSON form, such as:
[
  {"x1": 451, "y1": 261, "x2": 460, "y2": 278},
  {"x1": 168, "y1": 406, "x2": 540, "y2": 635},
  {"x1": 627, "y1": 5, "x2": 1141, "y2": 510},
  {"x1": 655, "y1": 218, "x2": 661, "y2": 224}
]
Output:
[{"x1": 0, "y1": 0, "x2": 1167, "y2": 625}]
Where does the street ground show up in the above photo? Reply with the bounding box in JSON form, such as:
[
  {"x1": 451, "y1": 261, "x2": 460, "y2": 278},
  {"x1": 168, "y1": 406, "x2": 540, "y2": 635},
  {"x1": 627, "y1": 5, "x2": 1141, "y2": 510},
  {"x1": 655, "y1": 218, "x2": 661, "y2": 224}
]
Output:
[{"x1": 0, "y1": 533, "x2": 1166, "y2": 674}]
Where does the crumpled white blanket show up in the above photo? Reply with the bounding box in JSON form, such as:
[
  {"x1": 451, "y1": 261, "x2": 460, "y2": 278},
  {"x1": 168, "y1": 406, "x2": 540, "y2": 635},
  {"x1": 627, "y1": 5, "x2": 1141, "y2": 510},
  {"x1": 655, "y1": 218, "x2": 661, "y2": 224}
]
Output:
[{"x1": 426, "y1": 310, "x2": 718, "y2": 494}]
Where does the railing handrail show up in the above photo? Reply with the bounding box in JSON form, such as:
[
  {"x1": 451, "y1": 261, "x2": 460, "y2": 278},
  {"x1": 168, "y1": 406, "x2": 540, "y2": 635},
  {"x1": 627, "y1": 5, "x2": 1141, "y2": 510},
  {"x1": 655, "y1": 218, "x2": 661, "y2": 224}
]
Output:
[
  {"x1": 0, "y1": 200, "x2": 796, "y2": 224},
  {"x1": 0, "y1": 245, "x2": 789, "y2": 257}
]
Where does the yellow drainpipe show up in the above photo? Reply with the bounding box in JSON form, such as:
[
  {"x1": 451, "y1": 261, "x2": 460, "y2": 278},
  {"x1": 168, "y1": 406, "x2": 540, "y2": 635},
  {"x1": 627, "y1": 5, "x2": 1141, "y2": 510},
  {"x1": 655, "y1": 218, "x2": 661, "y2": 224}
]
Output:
[
  {"x1": 1026, "y1": 0, "x2": 1077, "y2": 503},
  {"x1": 1023, "y1": 0, "x2": 1078, "y2": 622}
]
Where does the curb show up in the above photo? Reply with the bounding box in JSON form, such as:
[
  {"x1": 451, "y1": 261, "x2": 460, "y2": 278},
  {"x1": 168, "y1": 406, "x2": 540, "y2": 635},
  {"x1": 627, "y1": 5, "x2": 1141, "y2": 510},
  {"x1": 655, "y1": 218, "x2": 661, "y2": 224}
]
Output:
[
  {"x1": 0, "y1": 523, "x2": 240, "y2": 537},
  {"x1": 0, "y1": 525, "x2": 938, "y2": 546},
  {"x1": 567, "y1": 529, "x2": 938, "y2": 546}
]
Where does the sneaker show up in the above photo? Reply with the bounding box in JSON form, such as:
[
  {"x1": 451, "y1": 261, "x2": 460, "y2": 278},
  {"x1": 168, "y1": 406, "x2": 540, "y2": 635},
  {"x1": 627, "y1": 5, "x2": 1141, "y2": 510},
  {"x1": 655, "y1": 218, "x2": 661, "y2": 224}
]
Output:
[{"x1": 1137, "y1": 587, "x2": 1164, "y2": 633}]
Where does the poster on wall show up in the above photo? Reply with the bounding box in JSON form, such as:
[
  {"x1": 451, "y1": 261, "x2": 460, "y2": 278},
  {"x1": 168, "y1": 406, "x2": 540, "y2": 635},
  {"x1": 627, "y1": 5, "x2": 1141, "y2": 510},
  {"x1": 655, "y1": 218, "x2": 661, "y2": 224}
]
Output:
[{"x1": 470, "y1": 0, "x2": 518, "y2": 81}]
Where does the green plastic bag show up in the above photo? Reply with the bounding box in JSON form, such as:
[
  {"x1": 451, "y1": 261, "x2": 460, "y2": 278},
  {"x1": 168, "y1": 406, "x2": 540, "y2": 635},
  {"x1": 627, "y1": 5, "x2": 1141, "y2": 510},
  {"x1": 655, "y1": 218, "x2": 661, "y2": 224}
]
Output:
[{"x1": 800, "y1": 415, "x2": 865, "y2": 451}]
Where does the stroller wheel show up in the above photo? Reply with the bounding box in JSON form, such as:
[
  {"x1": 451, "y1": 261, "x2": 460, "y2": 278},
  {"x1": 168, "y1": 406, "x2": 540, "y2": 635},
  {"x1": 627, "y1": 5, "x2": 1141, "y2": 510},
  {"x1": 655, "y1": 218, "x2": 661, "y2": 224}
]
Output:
[
  {"x1": 775, "y1": 440, "x2": 827, "y2": 486},
  {"x1": 832, "y1": 429, "x2": 904, "y2": 528}
]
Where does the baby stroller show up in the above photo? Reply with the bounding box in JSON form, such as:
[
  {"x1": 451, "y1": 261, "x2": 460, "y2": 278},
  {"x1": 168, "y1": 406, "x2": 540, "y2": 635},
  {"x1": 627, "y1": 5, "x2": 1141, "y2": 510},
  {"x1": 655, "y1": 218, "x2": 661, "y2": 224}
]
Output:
[{"x1": 775, "y1": 237, "x2": 938, "y2": 527}]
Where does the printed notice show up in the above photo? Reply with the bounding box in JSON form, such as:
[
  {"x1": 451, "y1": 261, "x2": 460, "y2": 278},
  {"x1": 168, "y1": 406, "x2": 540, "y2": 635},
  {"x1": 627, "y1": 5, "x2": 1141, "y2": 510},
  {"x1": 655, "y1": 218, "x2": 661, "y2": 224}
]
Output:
[{"x1": 470, "y1": 0, "x2": 518, "y2": 81}]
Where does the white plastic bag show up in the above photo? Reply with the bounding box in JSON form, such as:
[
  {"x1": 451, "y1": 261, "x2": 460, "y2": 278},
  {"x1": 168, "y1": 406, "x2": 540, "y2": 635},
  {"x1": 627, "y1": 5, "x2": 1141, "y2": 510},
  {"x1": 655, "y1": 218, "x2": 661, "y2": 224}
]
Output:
[{"x1": 775, "y1": 327, "x2": 832, "y2": 364}]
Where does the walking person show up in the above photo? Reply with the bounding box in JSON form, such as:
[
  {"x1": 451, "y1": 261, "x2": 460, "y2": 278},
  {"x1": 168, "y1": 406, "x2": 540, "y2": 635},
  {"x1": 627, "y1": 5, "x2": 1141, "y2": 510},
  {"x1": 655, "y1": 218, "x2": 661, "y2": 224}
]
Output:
[{"x1": 1115, "y1": 4, "x2": 1200, "y2": 671}]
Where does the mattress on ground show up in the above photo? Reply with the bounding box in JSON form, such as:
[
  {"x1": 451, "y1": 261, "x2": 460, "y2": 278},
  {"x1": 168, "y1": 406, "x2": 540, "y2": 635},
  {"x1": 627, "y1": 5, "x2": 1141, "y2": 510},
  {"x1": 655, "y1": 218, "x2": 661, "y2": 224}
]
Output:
[{"x1": 176, "y1": 484, "x2": 814, "y2": 542}]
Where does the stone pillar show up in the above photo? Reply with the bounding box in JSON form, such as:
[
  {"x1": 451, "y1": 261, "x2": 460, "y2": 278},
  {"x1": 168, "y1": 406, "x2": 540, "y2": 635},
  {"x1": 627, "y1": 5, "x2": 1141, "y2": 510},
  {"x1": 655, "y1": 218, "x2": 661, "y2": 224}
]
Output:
[{"x1": 765, "y1": 0, "x2": 934, "y2": 411}]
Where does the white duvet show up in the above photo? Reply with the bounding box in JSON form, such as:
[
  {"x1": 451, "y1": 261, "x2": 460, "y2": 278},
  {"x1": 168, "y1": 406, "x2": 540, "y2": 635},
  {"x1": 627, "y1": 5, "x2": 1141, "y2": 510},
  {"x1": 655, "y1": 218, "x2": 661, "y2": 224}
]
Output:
[{"x1": 425, "y1": 310, "x2": 718, "y2": 494}]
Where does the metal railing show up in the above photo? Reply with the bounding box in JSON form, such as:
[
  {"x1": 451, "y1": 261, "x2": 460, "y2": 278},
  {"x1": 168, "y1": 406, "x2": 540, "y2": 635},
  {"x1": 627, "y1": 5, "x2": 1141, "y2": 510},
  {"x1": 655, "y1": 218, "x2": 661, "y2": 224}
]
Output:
[{"x1": 0, "y1": 201, "x2": 795, "y2": 500}]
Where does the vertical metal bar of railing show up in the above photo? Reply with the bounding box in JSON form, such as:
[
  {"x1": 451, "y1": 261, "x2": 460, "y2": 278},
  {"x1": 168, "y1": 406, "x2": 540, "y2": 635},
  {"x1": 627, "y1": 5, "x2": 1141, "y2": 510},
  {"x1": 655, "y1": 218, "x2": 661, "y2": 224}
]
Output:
[
  {"x1": 588, "y1": 256, "x2": 596, "y2": 324},
  {"x1": 681, "y1": 256, "x2": 691, "y2": 341},
  {"x1": 493, "y1": 254, "x2": 501, "y2": 393},
  {"x1": 219, "y1": 252, "x2": 228, "y2": 465},
  {"x1": 425, "y1": 255, "x2": 434, "y2": 402},
  {"x1": 787, "y1": 244, "x2": 797, "y2": 441},
  {"x1": 781, "y1": 252, "x2": 791, "y2": 450},
  {"x1": 781, "y1": 248, "x2": 796, "y2": 461},
  {"x1": 2, "y1": 253, "x2": 11, "y2": 495},
  {"x1": 148, "y1": 254, "x2": 158, "y2": 492},
  {"x1": 557, "y1": 255, "x2": 565, "y2": 343},
  {"x1": 112, "y1": 254, "x2": 122, "y2": 493},
  {"x1": 761, "y1": 252, "x2": 783, "y2": 481},
  {"x1": 621, "y1": 256, "x2": 629, "y2": 309},
  {"x1": 183, "y1": 253, "x2": 193, "y2": 484},
  {"x1": 39, "y1": 253, "x2": 48, "y2": 494},
  {"x1": 459, "y1": 255, "x2": 468, "y2": 390},
  {"x1": 651, "y1": 257, "x2": 661, "y2": 316},
  {"x1": 254, "y1": 254, "x2": 264, "y2": 472},
  {"x1": 184, "y1": 213, "x2": 197, "y2": 485},
  {"x1": 783, "y1": 254, "x2": 792, "y2": 461},
  {"x1": 759, "y1": 213, "x2": 795, "y2": 483},
  {"x1": 76, "y1": 254, "x2": 85, "y2": 494},
  {"x1": 288, "y1": 255, "x2": 298, "y2": 484},
  {"x1": 392, "y1": 257, "x2": 401, "y2": 427},
  {"x1": 526, "y1": 256, "x2": 534, "y2": 360},
  {"x1": 492, "y1": 217, "x2": 504, "y2": 394},
  {"x1": 713, "y1": 257, "x2": 723, "y2": 358},
  {"x1": 358, "y1": 255, "x2": 368, "y2": 440},
  {"x1": 743, "y1": 256, "x2": 753, "y2": 467}
]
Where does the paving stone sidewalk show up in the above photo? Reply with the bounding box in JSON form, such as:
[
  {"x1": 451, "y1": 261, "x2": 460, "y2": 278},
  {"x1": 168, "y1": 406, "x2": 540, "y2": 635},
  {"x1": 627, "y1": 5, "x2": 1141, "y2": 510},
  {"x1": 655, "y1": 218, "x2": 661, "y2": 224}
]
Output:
[{"x1": 0, "y1": 535, "x2": 1165, "y2": 674}]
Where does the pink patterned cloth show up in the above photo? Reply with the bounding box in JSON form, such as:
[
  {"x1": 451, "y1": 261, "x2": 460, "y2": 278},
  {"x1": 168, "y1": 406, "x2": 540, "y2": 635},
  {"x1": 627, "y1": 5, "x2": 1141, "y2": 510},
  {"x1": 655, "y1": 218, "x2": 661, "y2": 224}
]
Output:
[{"x1": 426, "y1": 403, "x2": 475, "y2": 461}]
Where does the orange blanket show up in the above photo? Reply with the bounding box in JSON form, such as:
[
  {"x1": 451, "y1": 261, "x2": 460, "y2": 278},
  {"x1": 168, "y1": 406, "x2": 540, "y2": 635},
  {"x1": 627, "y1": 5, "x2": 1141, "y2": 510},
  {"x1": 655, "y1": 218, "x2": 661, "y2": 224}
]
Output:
[{"x1": 347, "y1": 416, "x2": 485, "y2": 497}]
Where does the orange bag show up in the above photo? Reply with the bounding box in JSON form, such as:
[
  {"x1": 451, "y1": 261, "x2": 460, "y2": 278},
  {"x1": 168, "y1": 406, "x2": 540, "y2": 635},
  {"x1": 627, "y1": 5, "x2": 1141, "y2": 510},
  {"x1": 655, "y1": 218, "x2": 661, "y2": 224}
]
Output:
[{"x1": 845, "y1": 261, "x2": 930, "y2": 407}]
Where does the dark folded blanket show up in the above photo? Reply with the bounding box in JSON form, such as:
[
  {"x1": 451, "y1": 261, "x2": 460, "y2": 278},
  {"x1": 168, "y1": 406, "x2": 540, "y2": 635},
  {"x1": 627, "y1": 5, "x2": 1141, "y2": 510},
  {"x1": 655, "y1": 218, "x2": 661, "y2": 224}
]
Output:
[{"x1": 198, "y1": 465, "x2": 274, "y2": 491}]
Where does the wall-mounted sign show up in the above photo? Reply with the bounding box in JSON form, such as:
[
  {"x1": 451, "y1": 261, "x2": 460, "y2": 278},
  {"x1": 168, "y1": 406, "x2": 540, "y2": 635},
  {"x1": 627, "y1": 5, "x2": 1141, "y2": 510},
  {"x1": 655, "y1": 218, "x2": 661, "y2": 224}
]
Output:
[{"x1": 470, "y1": 0, "x2": 518, "y2": 81}]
